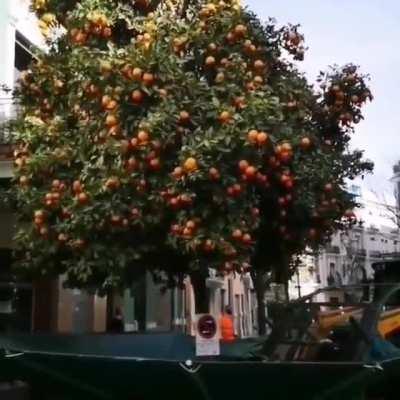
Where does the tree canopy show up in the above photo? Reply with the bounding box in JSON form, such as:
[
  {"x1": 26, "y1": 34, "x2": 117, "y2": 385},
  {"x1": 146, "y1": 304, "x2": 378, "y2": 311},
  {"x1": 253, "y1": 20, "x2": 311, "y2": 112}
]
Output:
[{"x1": 9, "y1": 0, "x2": 373, "y2": 294}]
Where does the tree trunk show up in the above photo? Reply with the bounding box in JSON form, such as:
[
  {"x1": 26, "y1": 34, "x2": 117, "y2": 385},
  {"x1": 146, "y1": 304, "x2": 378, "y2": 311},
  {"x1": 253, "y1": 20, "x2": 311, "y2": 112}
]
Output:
[
  {"x1": 190, "y1": 270, "x2": 209, "y2": 314},
  {"x1": 253, "y1": 271, "x2": 267, "y2": 336},
  {"x1": 274, "y1": 258, "x2": 290, "y2": 302}
]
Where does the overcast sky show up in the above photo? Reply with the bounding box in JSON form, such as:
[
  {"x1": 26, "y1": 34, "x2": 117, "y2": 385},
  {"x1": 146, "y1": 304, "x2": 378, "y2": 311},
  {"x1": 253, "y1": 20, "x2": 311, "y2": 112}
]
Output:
[{"x1": 244, "y1": 0, "x2": 400, "y2": 195}]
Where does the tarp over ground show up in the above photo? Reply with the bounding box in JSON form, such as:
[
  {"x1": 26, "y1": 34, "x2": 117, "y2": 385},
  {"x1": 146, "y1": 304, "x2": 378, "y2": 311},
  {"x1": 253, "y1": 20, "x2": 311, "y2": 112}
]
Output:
[
  {"x1": 0, "y1": 333, "x2": 382, "y2": 400},
  {"x1": 0, "y1": 332, "x2": 264, "y2": 361}
]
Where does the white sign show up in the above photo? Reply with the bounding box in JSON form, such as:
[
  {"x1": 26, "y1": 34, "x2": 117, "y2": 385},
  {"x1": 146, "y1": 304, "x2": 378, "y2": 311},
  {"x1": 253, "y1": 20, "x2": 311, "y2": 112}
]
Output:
[{"x1": 195, "y1": 314, "x2": 220, "y2": 356}]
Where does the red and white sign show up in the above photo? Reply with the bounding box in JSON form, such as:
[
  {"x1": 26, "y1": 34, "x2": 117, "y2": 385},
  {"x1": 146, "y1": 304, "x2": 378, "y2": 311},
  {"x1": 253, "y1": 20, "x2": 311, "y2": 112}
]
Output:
[{"x1": 195, "y1": 314, "x2": 220, "y2": 356}]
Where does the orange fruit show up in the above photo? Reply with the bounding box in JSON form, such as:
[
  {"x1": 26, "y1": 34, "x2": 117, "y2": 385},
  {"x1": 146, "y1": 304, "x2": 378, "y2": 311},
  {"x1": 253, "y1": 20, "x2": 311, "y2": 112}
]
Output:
[
  {"x1": 131, "y1": 67, "x2": 143, "y2": 81},
  {"x1": 205, "y1": 56, "x2": 216, "y2": 67},
  {"x1": 256, "y1": 131, "x2": 268, "y2": 145},
  {"x1": 234, "y1": 24, "x2": 247, "y2": 38},
  {"x1": 137, "y1": 130, "x2": 150, "y2": 143},
  {"x1": 219, "y1": 111, "x2": 231, "y2": 124},
  {"x1": 142, "y1": 72, "x2": 155, "y2": 86},
  {"x1": 247, "y1": 129, "x2": 258, "y2": 143},
  {"x1": 131, "y1": 90, "x2": 144, "y2": 104},
  {"x1": 238, "y1": 160, "x2": 249, "y2": 172},
  {"x1": 183, "y1": 157, "x2": 198, "y2": 173}
]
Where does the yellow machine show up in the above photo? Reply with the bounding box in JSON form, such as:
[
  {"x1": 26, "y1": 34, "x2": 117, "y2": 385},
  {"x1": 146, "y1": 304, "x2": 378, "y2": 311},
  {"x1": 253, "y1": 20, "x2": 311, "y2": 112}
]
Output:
[{"x1": 316, "y1": 306, "x2": 400, "y2": 339}]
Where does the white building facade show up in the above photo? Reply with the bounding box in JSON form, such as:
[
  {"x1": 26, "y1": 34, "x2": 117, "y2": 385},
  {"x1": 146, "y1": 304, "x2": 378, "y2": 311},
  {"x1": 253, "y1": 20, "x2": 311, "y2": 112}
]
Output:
[{"x1": 314, "y1": 185, "x2": 400, "y2": 288}]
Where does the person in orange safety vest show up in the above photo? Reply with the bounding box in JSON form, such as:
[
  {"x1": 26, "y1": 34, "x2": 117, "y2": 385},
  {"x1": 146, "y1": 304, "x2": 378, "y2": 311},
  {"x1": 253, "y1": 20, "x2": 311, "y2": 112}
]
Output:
[{"x1": 220, "y1": 306, "x2": 235, "y2": 342}]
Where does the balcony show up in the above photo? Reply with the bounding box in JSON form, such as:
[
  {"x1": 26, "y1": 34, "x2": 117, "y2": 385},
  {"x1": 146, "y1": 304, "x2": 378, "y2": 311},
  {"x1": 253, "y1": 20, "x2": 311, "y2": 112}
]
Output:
[
  {"x1": 369, "y1": 250, "x2": 382, "y2": 259},
  {"x1": 325, "y1": 245, "x2": 340, "y2": 254},
  {"x1": 355, "y1": 249, "x2": 367, "y2": 257}
]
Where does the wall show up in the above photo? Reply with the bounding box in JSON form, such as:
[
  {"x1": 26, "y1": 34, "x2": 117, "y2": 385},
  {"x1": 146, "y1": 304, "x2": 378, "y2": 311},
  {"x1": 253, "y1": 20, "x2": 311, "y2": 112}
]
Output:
[
  {"x1": 0, "y1": 0, "x2": 44, "y2": 121},
  {"x1": 185, "y1": 273, "x2": 256, "y2": 338}
]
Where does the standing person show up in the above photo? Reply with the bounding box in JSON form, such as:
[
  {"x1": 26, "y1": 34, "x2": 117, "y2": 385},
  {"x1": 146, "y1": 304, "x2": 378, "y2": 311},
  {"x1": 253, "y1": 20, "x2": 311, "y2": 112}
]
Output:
[
  {"x1": 220, "y1": 306, "x2": 235, "y2": 342},
  {"x1": 110, "y1": 306, "x2": 124, "y2": 333}
]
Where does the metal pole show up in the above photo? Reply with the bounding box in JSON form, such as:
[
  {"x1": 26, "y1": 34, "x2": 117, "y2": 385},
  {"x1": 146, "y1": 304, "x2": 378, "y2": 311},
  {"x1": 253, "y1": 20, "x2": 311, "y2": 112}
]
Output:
[{"x1": 296, "y1": 268, "x2": 301, "y2": 298}]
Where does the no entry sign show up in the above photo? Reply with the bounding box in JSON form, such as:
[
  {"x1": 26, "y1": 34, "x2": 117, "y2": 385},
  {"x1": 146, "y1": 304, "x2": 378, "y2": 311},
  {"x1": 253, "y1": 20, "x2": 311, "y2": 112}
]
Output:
[{"x1": 195, "y1": 314, "x2": 220, "y2": 356}]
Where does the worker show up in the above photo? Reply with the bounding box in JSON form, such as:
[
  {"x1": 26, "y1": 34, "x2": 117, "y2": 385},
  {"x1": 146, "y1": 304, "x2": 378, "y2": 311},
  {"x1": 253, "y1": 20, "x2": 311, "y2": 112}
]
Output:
[{"x1": 220, "y1": 306, "x2": 235, "y2": 342}]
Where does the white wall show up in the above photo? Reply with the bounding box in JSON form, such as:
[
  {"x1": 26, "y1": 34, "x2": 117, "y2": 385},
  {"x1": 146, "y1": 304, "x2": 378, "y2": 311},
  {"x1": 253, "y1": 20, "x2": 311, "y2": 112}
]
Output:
[{"x1": 0, "y1": 0, "x2": 43, "y2": 119}]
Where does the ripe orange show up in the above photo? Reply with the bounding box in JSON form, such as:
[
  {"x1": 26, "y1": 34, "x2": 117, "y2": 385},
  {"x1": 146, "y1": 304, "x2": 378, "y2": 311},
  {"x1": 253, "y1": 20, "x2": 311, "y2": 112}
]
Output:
[
  {"x1": 102, "y1": 26, "x2": 112, "y2": 38},
  {"x1": 247, "y1": 129, "x2": 258, "y2": 144},
  {"x1": 203, "y1": 240, "x2": 215, "y2": 252},
  {"x1": 226, "y1": 32, "x2": 236, "y2": 44},
  {"x1": 186, "y1": 220, "x2": 196, "y2": 230},
  {"x1": 242, "y1": 233, "x2": 252, "y2": 244},
  {"x1": 253, "y1": 75, "x2": 264, "y2": 86},
  {"x1": 179, "y1": 110, "x2": 190, "y2": 124},
  {"x1": 219, "y1": 111, "x2": 231, "y2": 124},
  {"x1": 254, "y1": 59, "x2": 265, "y2": 70},
  {"x1": 183, "y1": 157, "x2": 198, "y2": 173},
  {"x1": 172, "y1": 166, "x2": 184, "y2": 179},
  {"x1": 131, "y1": 67, "x2": 143, "y2": 81},
  {"x1": 105, "y1": 177, "x2": 120, "y2": 190},
  {"x1": 300, "y1": 137, "x2": 311, "y2": 150},
  {"x1": 105, "y1": 100, "x2": 118, "y2": 111},
  {"x1": 39, "y1": 226, "x2": 49, "y2": 237},
  {"x1": 209, "y1": 167, "x2": 220, "y2": 180},
  {"x1": 34, "y1": 210, "x2": 45, "y2": 219},
  {"x1": 77, "y1": 192, "x2": 89, "y2": 204},
  {"x1": 58, "y1": 233, "x2": 68, "y2": 243},
  {"x1": 256, "y1": 131, "x2": 268, "y2": 145},
  {"x1": 233, "y1": 96, "x2": 246, "y2": 109},
  {"x1": 171, "y1": 224, "x2": 181, "y2": 235},
  {"x1": 131, "y1": 208, "x2": 141, "y2": 218},
  {"x1": 205, "y1": 56, "x2": 216, "y2": 67},
  {"x1": 245, "y1": 166, "x2": 257, "y2": 180},
  {"x1": 281, "y1": 141, "x2": 292, "y2": 152},
  {"x1": 207, "y1": 43, "x2": 217, "y2": 52},
  {"x1": 232, "y1": 229, "x2": 243, "y2": 240},
  {"x1": 137, "y1": 130, "x2": 150, "y2": 143},
  {"x1": 72, "y1": 180, "x2": 82, "y2": 193},
  {"x1": 238, "y1": 160, "x2": 249, "y2": 172},
  {"x1": 131, "y1": 90, "x2": 144, "y2": 104},
  {"x1": 126, "y1": 157, "x2": 138, "y2": 171},
  {"x1": 110, "y1": 215, "x2": 122, "y2": 226},
  {"x1": 142, "y1": 72, "x2": 155, "y2": 86},
  {"x1": 105, "y1": 114, "x2": 118, "y2": 127},
  {"x1": 234, "y1": 24, "x2": 247, "y2": 38},
  {"x1": 233, "y1": 183, "x2": 242, "y2": 195},
  {"x1": 101, "y1": 95, "x2": 112, "y2": 108},
  {"x1": 149, "y1": 158, "x2": 161, "y2": 171},
  {"x1": 182, "y1": 227, "x2": 193, "y2": 237}
]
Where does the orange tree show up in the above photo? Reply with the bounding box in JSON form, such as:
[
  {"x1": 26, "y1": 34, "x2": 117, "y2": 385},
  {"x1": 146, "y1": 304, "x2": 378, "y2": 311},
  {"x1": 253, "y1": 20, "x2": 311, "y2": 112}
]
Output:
[{"x1": 10, "y1": 0, "x2": 372, "y2": 313}]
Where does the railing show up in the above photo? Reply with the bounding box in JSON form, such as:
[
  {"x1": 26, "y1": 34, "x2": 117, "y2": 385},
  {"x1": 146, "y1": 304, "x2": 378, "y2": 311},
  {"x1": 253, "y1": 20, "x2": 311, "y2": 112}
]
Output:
[
  {"x1": 325, "y1": 245, "x2": 340, "y2": 254},
  {"x1": 355, "y1": 249, "x2": 367, "y2": 257},
  {"x1": 369, "y1": 250, "x2": 382, "y2": 258}
]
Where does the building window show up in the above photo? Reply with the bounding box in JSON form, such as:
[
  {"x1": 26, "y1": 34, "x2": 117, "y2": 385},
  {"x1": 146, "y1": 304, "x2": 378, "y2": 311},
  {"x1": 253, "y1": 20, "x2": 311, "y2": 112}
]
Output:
[
  {"x1": 15, "y1": 31, "x2": 35, "y2": 74},
  {"x1": 395, "y1": 241, "x2": 398, "y2": 246},
  {"x1": 370, "y1": 237, "x2": 375, "y2": 241},
  {"x1": 11, "y1": 31, "x2": 35, "y2": 124}
]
